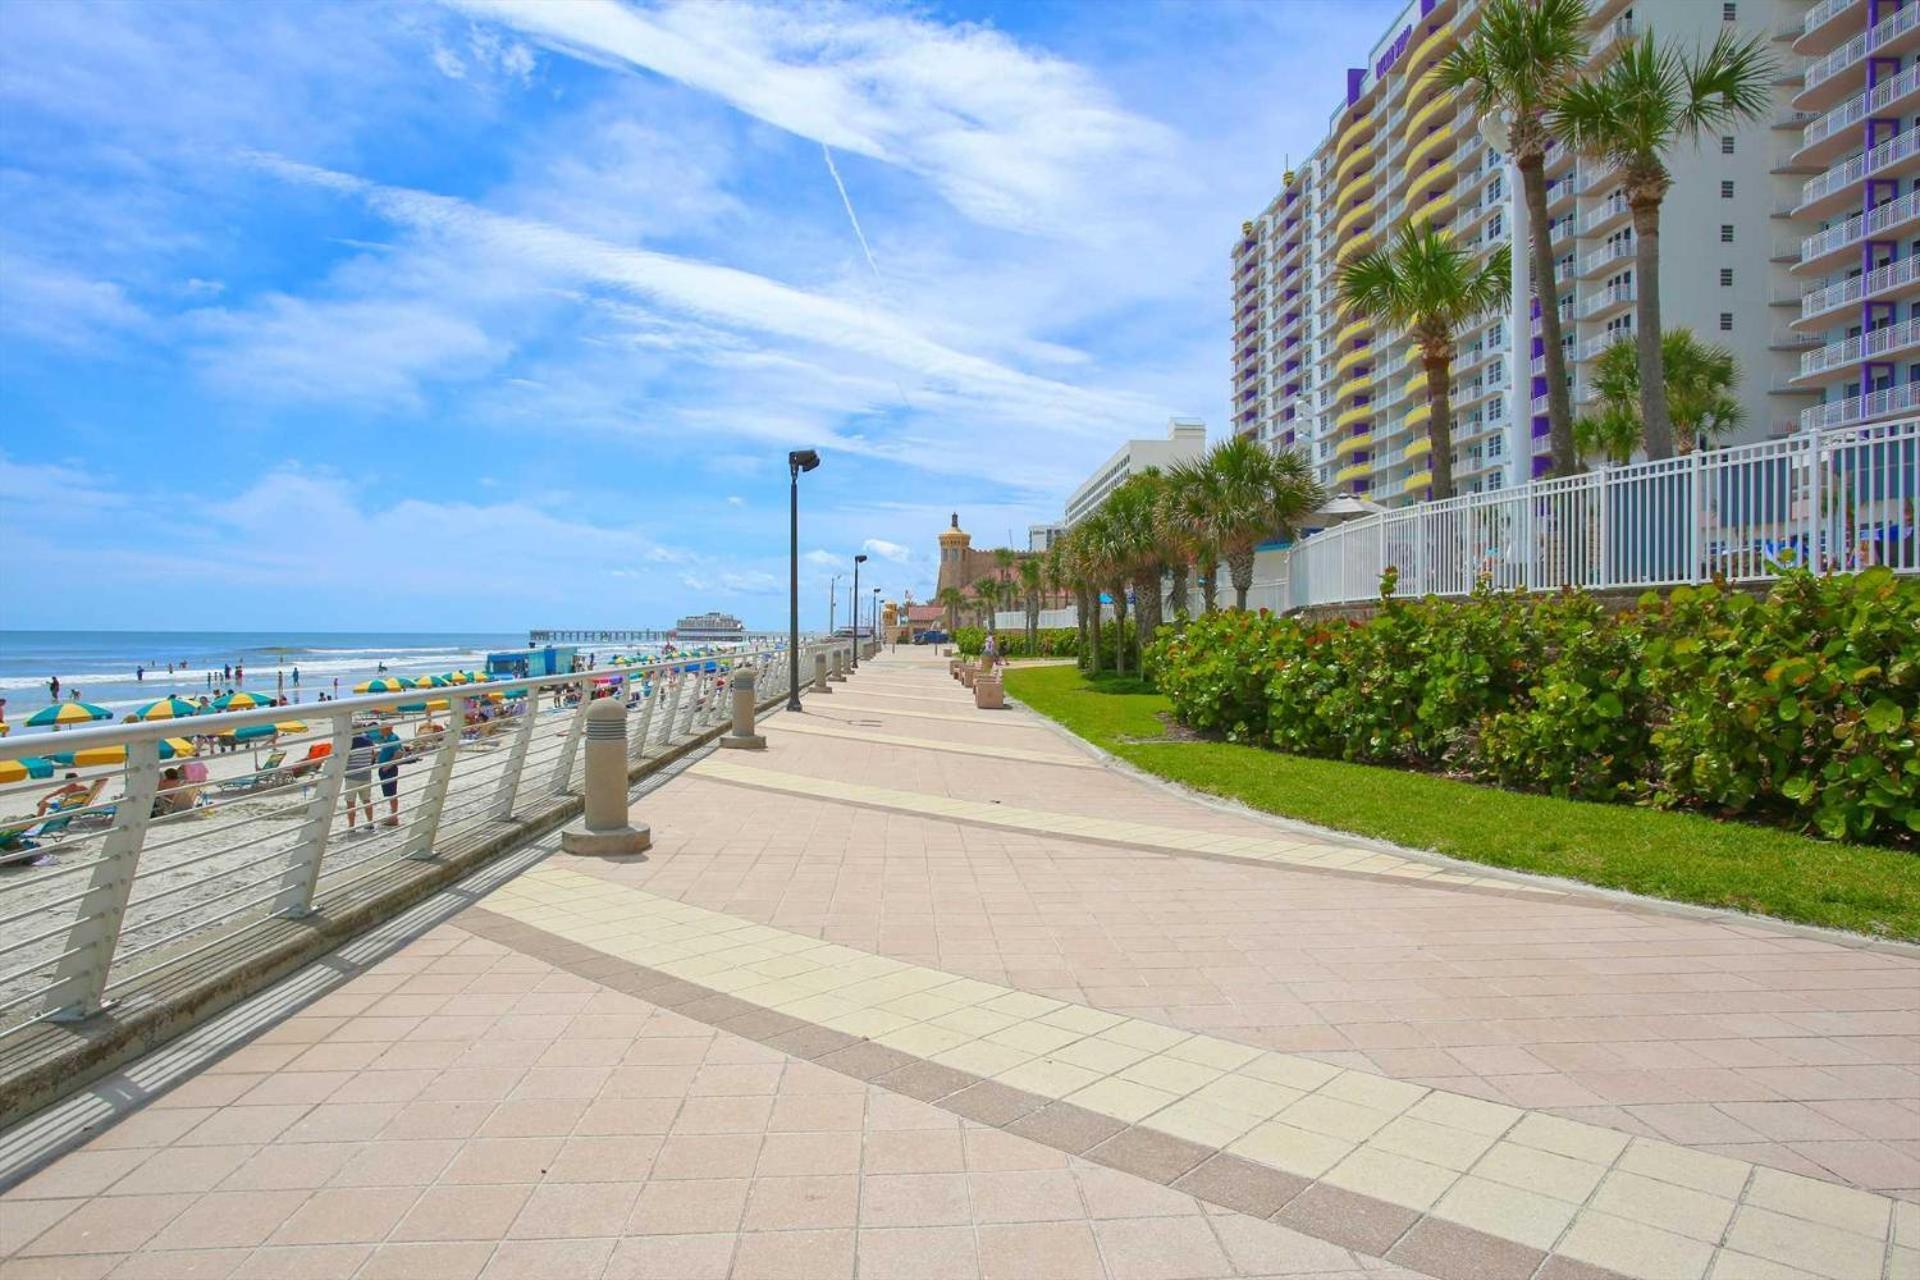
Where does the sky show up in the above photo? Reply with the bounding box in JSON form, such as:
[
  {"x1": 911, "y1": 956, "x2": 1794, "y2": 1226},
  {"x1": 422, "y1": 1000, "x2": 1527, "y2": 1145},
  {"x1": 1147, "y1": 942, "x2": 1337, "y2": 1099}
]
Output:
[{"x1": 1, "y1": 0, "x2": 1400, "y2": 632}]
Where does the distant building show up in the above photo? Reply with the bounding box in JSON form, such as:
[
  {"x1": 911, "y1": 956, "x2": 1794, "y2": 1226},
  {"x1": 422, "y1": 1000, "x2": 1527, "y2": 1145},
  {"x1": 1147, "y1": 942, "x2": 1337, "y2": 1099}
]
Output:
[
  {"x1": 935, "y1": 514, "x2": 1011, "y2": 598},
  {"x1": 1028, "y1": 522, "x2": 1067, "y2": 553},
  {"x1": 1063, "y1": 418, "x2": 1208, "y2": 527},
  {"x1": 674, "y1": 612, "x2": 746, "y2": 643}
]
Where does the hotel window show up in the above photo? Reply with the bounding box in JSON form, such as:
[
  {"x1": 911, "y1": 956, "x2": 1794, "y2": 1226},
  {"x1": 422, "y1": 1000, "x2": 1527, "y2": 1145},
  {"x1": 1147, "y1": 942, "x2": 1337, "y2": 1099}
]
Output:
[
  {"x1": 1720, "y1": 181, "x2": 1734, "y2": 199},
  {"x1": 1720, "y1": 224, "x2": 1734, "y2": 243},
  {"x1": 1721, "y1": 135, "x2": 1735, "y2": 154},
  {"x1": 1720, "y1": 268, "x2": 1734, "y2": 286},
  {"x1": 1720, "y1": 312, "x2": 1733, "y2": 332},
  {"x1": 1722, "y1": 1, "x2": 1735, "y2": 17}
]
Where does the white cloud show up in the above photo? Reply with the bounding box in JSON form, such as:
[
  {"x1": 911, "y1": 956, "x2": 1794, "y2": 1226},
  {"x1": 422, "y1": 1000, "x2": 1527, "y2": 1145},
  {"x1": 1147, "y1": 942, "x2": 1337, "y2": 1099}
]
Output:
[
  {"x1": 861, "y1": 537, "x2": 910, "y2": 564},
  {"x1": 0, "y1": 252, "x2": 148, "y2": 350},
  {"x1": 802, "y1": 549, "x2": 841, "y2": 568},
  {"x1": 725, "y1": 495, "x2": 744, "y2": 506}
]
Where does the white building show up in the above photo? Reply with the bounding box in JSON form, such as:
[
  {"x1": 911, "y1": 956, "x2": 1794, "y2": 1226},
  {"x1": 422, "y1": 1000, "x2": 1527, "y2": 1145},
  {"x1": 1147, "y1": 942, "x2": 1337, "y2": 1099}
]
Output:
[
  {"x1": 1028, "y1": 522, "x2": 1068, "y2": 553},
  {"x1": 1235, "y1": 0, "x2": 1812, "y2": 506},
  {"x1": 1062, "y1": 418, "x2": 1209, "y2": 527}
]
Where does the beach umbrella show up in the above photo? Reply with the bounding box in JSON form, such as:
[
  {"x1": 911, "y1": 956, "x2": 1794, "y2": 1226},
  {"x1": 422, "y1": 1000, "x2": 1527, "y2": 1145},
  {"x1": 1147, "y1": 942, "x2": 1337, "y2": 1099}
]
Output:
[
  {"x1": 0, "y1": 757, "x2": 55, "y2": 783},
  {"x1": 354, "y1": 678, "x2": 414, "y2": 693},
  {"x1": 221, "y1": 721, "x2": 306, "y2": 744},
  {"x1": 134, "y1": 696, "x2": 202, "y2": 721},
  {"x1": 52, "y1": 738, "x2": 196, "y2": 767},
  {"x1": 454, "y1": 670, "x2": 488, "y2": 684},
  {"x1": 212, "y1": 691, "x2": 276, "y2": 711},
  {"x1": 396, "y1": 698, "x2": 451, "y2": 713},
  {"x1": 413, "y1": 674, "x2": 451, "y2": 688},
  {"x1": 26, "y1": 702, "x2": 111, "y2": 727}
]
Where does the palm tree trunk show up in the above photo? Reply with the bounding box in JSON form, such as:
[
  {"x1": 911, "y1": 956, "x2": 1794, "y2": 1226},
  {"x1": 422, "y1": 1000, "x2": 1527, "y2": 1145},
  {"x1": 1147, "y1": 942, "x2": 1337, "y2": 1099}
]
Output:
[
  {"x1": 1521, "y1": 151, "x2": 1578, "y2": 478},
  {"x1": 1423, "y1": 351, "x2": 1457, "y2": 500},
  {"x1": 1109, "y1": 580, "x2": 1130, "y2": 675},
  {"x1": 1166, "y1": 563, "x2": 1189, "y2": 624},
  {"x1": 1133, "y1": 571, "x2": 1162, "y2": 657},
  {"x1": 1079, "y1": 586, "x2": 1099, "y2": 674},
  {"x1": 1200, "y1": 557, "x2": 1219, "y2": 613},
  {"x1": 1227, "y1": 546, "x2": 1255, "y2": 610},
  {"x1": 1630, "y1": 198, "x2": 1675, "y2": 460}
]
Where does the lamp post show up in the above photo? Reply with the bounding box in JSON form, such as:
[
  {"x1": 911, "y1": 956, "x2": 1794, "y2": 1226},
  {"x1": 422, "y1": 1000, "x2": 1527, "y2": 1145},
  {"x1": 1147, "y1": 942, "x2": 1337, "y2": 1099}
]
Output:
[
  {"x1": 828, "y1": 573, "x2": 842, "y2": 639},
  {"x1": 787, "y1": 450, "x2": 820, "y2": 711},
  {"x1": 851, "y1": 553, "x2": 867, "y2": 670},
  {"x1": 872, "y1": 587, "x2": 881, "y2": 659}
]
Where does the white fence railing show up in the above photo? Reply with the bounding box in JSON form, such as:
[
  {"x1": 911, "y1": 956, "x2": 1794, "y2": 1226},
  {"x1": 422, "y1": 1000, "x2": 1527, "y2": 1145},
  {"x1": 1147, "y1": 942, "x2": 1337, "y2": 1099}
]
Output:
[
  {"x1": 1285, "y1": 419, "x2": 1920, "y2": 609},
  {"x1": 0, "y1": 640, "x2": 850, "y2": 1035}
]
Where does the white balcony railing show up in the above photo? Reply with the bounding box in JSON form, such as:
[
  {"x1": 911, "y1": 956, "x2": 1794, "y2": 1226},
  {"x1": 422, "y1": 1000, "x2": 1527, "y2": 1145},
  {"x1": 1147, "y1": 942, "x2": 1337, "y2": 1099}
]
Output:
[
  {"x1": 1800, "y1": 188, "x2": 1920, "y2": 262},
  {"x1": 1804, "y1": 1, "x2": 1920, "y2": 97},
  {"x1": 1286, "y1": 418, "x2": 1920, "y2": 609},
  {"x1": 1802, "y1": 63, "x2": 1920, "y2": 152},
  {"x1": 1580, "y1": 238, "x2": 1635, "y2": 275},
  {"x1": 1578, "y1": 330, "x2": 1632, "y2": 361},
  {"x1": 1799, "y1": 315, "x2": 1920, "y2": 378},
  {"x1": 1800, "y1": 253, "x2": 1920, "y2": 321},
  {"x1": 0, "y1": 642, "x2": 837, "y2": 1030},
  {"x1": 1579, "y1": 193, "x2": 1630, "y2": 234},
  {"x1": 1803, "y1": 380, "x2": 1920, "y2": 429},
  {"x1": 1799, "y1": 123, "x2": 1920, "y2": 210},
  {"x1": 1579, "y1": 281, "x2": 1636, "y2": 319},
  {"x1": 1803, "y1": 0, "x2": 1862, "y2": 39}
]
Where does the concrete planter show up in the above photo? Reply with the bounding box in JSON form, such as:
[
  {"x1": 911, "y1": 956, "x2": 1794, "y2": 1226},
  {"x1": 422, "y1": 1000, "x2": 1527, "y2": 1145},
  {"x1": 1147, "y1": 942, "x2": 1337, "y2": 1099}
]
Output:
[{"x1": 974, "y1": 677, "x2": 1005, "y2": 709}]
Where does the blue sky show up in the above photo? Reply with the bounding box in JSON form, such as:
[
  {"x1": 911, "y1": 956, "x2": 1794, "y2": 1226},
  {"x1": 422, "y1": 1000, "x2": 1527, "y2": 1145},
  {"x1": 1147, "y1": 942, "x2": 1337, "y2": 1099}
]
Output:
[{"x1": 1, "y1": 0, "x2": 1397, "y2": 632}]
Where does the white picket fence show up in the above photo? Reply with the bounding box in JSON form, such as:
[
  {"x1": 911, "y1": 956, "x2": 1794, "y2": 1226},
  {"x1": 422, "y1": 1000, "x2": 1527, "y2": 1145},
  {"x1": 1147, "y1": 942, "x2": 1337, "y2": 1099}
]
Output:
[{"x1": 1286, "y1": 419, "x2": 1920, "y2": 609}]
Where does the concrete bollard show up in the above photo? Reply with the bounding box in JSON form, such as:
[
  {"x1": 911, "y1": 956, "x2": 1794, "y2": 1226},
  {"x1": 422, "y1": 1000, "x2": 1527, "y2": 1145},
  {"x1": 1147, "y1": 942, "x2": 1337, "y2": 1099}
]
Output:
[
  {"x1": 813, "y1": 650, "x2": 832, "y2": 694},
  {"x1": 719, "y1": 669, "x2": 766, "y2": 750},
  {"x1": 975, "y1": 674, "x2": 1005, "y2": 709},
  {"x1": 960, "y1": 665, "x2": 977, "y2": 689},
  {"x1": 562, "y1": 699, "x2": 651, "y2": 856},
  {"x1": 829, "y1": 649, "x2": 847, "y2": 682}
]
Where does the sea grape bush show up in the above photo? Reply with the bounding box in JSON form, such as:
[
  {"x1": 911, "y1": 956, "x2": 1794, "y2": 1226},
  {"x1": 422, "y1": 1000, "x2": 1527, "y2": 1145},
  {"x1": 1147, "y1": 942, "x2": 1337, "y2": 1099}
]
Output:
[
  {"x1": 953, "y1": 627, "x2": 1081, "y2": 658},
  {"x1": 1143, "y1": 570, "x2": 1919, "y2": 845}
]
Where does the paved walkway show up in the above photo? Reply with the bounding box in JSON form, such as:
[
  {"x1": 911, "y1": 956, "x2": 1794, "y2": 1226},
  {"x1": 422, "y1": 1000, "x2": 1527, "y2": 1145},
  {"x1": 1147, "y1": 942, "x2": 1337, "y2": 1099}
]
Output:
[{"x1": 3, "y1": 650, "x2": 1916, "y2": 1280}]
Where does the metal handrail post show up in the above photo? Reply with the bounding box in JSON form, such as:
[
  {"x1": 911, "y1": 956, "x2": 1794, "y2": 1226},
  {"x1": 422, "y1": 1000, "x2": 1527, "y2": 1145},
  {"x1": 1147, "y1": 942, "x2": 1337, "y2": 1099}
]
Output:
[
  {"x1": 549, "y1": 681, "x2": 593, "y2": 793},
  {"x1": 43, "y1": 738, "x2": 162, "y2": 1020},
  {"x1": 658, "y1": 674, "x2": 686, "y2": 749},
  {"x1": 627, "y1": 678, "x2": 656, "y2": 759},
  {"x1": 274, "y1": 714, "x2": 354, "y2": 916},
  {"x1": 492, "y1": 693, "x2": 541, "y2": 820},
  {"x1": 407, "y1": 695, "x2": 470, "y2": 860}
]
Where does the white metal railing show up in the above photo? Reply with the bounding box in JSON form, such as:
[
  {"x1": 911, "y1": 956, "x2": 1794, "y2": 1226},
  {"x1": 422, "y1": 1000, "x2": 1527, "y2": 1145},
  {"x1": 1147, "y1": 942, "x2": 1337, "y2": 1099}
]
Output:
[
  {"x1": 1285, "y1": 419, "x2": 1920, "y2": 609},
  {"x1": 1578, "y1": 329, "x2": 1631, "y2": 361},
  {"x1": 1579, "y1": 281, "x2": 1636, "y2": 319},
  {"x1": 1802, "y1": 380, "x2": 1920, "y2": 429},
  {"x1": 1800, "y1": 123, "x2": 1920, "y2": 210},
  {"x1": 1580, "y1": 238, "x2": 1634, "y2": 275},
  {"x1": 1591, "y1": 14, "x2": 1636, "y2": 57},
  {"x1": 1578, "y1": 193, "x2": 1629, "y2": 235},
  {"x1": 1803, "y1": 63, "x2": 1920, "y2": 152},
  {"x1": 1800, "y1": 188, "x2": 1920, "y2": 262},
  {"x1": 1801, "y1": 254, "x2": 1920, "y2": 320},
  {"x1": 1800, "y1": 315, "x2": 1920, "y2": 378},
  {"x1": 1803, "y1": 0, "x2": 1862, "y2": 38},
  {"x1": 1806, "y1": 1, "x2": 1920, "y2": 95},
  {"x1": 0, "y1": 640, "x2": 850, "y2": 1034}
]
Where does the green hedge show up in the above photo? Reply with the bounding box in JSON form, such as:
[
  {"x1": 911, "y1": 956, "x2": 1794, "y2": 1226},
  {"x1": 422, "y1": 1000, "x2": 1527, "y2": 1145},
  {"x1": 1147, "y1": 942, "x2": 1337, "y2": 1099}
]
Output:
[
  {"x1": 953, "y1": 627, "x2": 1080, "y2": 658},
  {"x1": 1144, "y1": 570, "x2": 1919, "y2": 845}
]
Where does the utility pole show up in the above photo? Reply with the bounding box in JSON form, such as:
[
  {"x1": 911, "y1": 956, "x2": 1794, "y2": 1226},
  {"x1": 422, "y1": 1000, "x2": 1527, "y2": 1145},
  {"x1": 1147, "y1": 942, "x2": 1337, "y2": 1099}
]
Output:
[{"x1": 828, "y1": 574, "x2": 842, "y2": 638}]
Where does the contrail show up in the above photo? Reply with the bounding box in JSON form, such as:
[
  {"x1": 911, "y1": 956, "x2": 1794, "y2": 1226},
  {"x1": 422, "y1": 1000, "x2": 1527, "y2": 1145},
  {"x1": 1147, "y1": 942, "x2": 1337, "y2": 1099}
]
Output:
[{"x1": 822, "y1": 143, "x2": 883, "y2": 282}]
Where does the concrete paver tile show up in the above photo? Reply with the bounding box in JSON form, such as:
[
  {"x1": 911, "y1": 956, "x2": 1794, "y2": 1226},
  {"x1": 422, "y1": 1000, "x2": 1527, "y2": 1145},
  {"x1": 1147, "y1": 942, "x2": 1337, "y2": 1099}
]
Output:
[
  {"x1": 602, "y1": 1233, "x2": 736, "y2": 1279},
  {"x1": 732, "y1": 1228, "x2": 855, "y2": 1280}
]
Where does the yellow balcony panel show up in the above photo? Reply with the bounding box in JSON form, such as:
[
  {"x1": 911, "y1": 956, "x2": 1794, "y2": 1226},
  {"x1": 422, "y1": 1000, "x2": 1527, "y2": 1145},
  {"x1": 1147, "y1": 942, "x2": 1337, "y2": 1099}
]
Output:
[
  {"x1": 1334, "y1": 401, "x2": 1375, "y2": 430},
  {"x1": 1403, "y1": 91, "x2": 1458, "y2": 142},
  {"x1": 1339, "y1": 372, "x2": 1374, "y2": 402},
  {"x1": 1334, "y1": 142, "x2": 1376, "y2": 187},
  {"x1": 1406, "y1": 15, "x2": 1454, "y2": 61},
  {"x1": 1336, "y1": 314, "x2": 1375, "y2": 347},
  {"x1": 1404, "y1": 120, "x2": 1460, "y2": 172},
  {"x1": 1335, "y1": 430, "x2": 1373, "y2": 460},
  {"x1": 1336, "y1": 225, "x2": 1379, "y2": 263},
  {"x1": 1412, "y1": 184, "x2": 1458, "y2": 225},
  {"x1": 1404, "y1": 434, "x2": 1432, "y2": 460},
  {"x1": 1333, "y1": 343, "x2": 1374, "y2": 378},
  {"x1": 1402, "y1": 469, "x2": 1435, "y2": 494},
  {"x1": 1413, "y1": 154, "x2": 1459, "y2": 192},
  {"x1": 1334, "y1": 198, "x2": 1377, "y2": 240},
  {"x1": 1403, "y1": 401, "x2": 1431, "y2": 430},
  {"x1": 1335, "y1": 461, "x2": 1373, "y2": 486}
]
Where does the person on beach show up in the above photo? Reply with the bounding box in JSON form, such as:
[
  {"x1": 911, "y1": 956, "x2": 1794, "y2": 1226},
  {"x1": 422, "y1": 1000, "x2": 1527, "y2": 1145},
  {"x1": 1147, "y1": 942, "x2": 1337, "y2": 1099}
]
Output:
[
  {"x1": 345, "y1": 727, "x2": 376, "y2": 833},
  {"x1": 235, "y1": 663, "x2": 243, "y2": 685},
  {"x1": 136, "y1": 666, "x2": 144, "y2": 682},
  {"x1": 292, "y1": 667, "x2": 300, "y2": 687},
  {"x1": 373, "y1": 723, "x2": 406, "y2": 827},
  {"x1": 47, "y1": 676, "x2": 59, "y2": 700},
  {"x1": 36, "y1": 773, "x2": 89, "y2": 816},
  {"x1": 223, "y1": 664, "x2": 231, "y2": 682}
]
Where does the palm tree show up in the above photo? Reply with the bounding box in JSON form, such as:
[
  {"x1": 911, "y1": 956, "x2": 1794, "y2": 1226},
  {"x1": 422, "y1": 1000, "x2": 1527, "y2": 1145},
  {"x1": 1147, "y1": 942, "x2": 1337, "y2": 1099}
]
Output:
[
  {"x1": 1338, "y1": 223, "x2": 1511, "y2": 500},
  {"x1": 936, "y1": 586, "x2": 961, "y2": 637},
  {"x1": 1162, "y1": 458, "x2": 1224, "y2": 614},
  {"x1": 1436, "y1": 0, "x2": 1590, "y2": 478},
  {"x1": 1575, "y1": 327, "x2": 1746, "y2": 463},
  {"x1": 1017, "y1": 556, "x2": 1043, "y2": 653},
  {"x1": 1551, "y1": 31, "x2": 1773, "y2": 460},
  {"x1": 1061, "y1": 523, "x2": 1103, "y2": 674},
  {"x1": 1188, "y1": 436, "x2": 1325, "y2": 610},
  {"x1": 1102, "y1": 473, "x2": 1175, "y2": 664}
]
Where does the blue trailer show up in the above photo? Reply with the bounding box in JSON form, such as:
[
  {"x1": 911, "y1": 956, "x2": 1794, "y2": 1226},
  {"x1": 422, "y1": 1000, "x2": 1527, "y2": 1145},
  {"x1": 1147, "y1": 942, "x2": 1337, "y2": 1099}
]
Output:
[{"x1": 486, "y1": 645, "x2": 579, "y2": 680}]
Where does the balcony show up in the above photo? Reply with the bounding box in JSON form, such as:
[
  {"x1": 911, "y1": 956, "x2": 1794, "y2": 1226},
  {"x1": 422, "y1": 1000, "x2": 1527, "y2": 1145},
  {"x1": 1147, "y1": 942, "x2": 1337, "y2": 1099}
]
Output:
[
  {"x1": 1796, "y1": 315, "x2": 1920, "y2": 381},
  {"x1": 1578, "y1": 191, "x2": 1630, "y2": 237},
  {"x1": 1797, "y1": 189, "x2": 1920, "y2": 273},
  {"x1": 1402, "y1": 90, "x2": 1458, "y2": 143},
  {"x1": 1798, "y1": 0, "x2": 1864, "y2": 55},
  {"x1": 1796, "y1": 1, "x2": 1920, "y2": 112},
  {"x1": 1798, "y1": 254, "x2": 1920, "y2": 326},
  {"x1": 1401, "y1": 469, "x2": 1435, "y2": 494},
  {"x1": 1334, "y1": 400, "x2": 1375, "y2": 429},
  {"x1": 1577, "y1": 238, "x2": 1635, "y2": 279},
  {"x1": 1336, "y1": 224, "x2": 1379, "y2": 263},
  {"x1": 1333, "y1": 459, "x2": 1373, "y2": 485},
  {"x1": 1800, "y1": 377, "x2": 1920, "y2": 429},
  {"x1": 1335, "y1": 314, "x2": 1374, "y2": 347},
  {"x1": 1338, "y1": 371, "x2": 1374, "y2": 403},
  {"x1": 1577, "y1": 330, "x2": 1630, "y2": 362},
  {"x1": 1334, "y1": 429, "x2": 1372, "y2": 460},
  {"x1": 1405, "y1": 121, "x2": 1460, "y2": 174},
  {"x1": 1334, "y1": 142, "x2": 1376, "y2": 190},
  {"x1": 1797, "y1": 123, "x2": 1920, "y2": 219},
  {"x1": 1333, "y1": 343, "x2": 1373, "y2": 378},
  {"x1": 1797, "y1": 64, "x2": 1920, "y2": 168},
  {"x1": 1576, "y1": 162, "x2": 1615, "y2": 197},
  {"x1": 1590, "y1": 15, "x2": 1636, "y2": 62}
]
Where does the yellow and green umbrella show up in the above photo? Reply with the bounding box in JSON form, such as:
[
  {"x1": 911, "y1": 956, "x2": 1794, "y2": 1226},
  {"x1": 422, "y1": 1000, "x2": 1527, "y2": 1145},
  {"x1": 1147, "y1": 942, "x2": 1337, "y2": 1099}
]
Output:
[
  {"x1": 0, "y1": 757, "x2": 55, "y2": 783},
  {"x1": 135, "y1": 696, "x2": 202, "y2": 721},
  {"x1": 52, "y1": 738, "x2": 196, "y2": 767},
  {"x1": 354, "y1": 677, "x2": 414, "y2": 694},
  {"x1": 26, "y1": 702, "x2": 111, "y2": 727},
  {"x1": 212, "y1": 690, "x2": 276, "y2": 711},
  {"x1": 222, "y1": 721, "x2": 308, "y2": 744},
  {"x1": 413, "y1": 673, "x2": 451, "y2": 688}
]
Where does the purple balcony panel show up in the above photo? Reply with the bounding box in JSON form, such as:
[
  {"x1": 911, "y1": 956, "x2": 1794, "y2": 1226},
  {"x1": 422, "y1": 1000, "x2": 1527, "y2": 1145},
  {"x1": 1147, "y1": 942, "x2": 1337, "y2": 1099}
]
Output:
[
  {"x1": 1532, "y1": 455, "x2": 1554, "y2": 479},
  {"x1": 1531, "y1": 416, "x2": 1551, "y2": 440},
  {"x1": 1347, "y1": 68, "x2": 1365, "y2": 105},
  {"x1": 1530, "y1": 335, "x2": 1544, "y2": 359},
  {"x1": 1530, "y1": 374, "x2": 1547, "y2": 398}
]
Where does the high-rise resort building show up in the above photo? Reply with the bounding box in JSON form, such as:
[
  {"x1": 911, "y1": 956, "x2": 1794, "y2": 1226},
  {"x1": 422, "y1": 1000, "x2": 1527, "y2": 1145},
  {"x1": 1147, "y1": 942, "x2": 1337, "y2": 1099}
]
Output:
[
  {"x1": 1790, "y1": 0, "x2": 1920, "y2": 430},
  {"x1": 1234, "y1": 0, "x2": 1816, "y2": 505}
]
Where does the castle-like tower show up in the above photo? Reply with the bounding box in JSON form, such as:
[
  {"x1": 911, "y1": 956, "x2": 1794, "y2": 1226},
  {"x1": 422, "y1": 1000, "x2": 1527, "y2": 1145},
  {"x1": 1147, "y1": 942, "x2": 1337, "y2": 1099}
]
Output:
[{"x1": 935, "y1": 513, "x2": 975, "y2": 596}]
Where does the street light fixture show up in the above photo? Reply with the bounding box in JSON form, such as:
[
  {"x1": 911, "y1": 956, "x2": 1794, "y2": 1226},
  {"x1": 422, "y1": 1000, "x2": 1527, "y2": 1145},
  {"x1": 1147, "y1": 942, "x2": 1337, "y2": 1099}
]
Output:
[
  {"x1": 852, "y1": 553, "x2": 868, "y2": 670},
  {"x1": 872, "y1": 587, "x2": 881, "y2": 657},
  {"x1": 788, "y1": 450, "x2": 820, "y2": 711}
]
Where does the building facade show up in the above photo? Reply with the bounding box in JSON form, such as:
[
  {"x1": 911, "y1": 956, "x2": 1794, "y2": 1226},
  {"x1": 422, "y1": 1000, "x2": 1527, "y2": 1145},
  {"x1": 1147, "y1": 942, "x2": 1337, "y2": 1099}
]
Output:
[
  {"x1": 1235, "y1": 0, "x2": 1814, "y2": 506},
  {"x1": 1062, "y1": 418, "x2": 1209, "y2": 527},
  {"x1": 1789, "y1": 0, "x2": 1920, "y2": 429}
]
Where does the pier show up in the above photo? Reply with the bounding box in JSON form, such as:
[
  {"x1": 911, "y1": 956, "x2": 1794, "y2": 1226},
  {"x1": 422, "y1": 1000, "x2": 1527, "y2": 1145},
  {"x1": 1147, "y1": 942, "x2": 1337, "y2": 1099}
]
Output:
[{"x1": 526, "y1": 628, "x2": 674, "y2": 645}]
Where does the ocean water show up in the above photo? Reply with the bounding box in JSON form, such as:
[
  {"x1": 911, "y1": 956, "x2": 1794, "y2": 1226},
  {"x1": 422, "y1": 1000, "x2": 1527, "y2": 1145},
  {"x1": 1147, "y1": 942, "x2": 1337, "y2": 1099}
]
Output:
[{"x1": 0, "y1": 631, "x2": 559, "y2": 731}]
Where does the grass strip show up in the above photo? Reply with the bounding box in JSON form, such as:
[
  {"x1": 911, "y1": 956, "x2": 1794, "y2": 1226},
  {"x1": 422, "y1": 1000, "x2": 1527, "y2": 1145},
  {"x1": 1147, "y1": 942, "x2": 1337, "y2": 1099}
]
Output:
[{"x1": 1004, "y1": 664, "x2": 1920, "y2": 942}]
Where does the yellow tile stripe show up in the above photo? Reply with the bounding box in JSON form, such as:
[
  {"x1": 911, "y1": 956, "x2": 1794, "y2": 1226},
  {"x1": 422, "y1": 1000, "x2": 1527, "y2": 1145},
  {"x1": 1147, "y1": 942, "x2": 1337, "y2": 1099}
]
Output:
[
  {"x1": 768, "y1": 717, "x2": 1099, "y2": 769},
  {"x1": 486, "y1": 865, "x2": 1899, "y2": 1280},
  {"x1": 688, "y1": 758, "x2": 1562, "y2": 896}
]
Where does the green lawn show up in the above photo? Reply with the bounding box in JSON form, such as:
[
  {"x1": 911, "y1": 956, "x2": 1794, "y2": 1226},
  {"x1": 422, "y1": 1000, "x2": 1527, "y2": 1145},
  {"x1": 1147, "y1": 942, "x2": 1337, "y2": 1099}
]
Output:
[{"x1": 1004, "y1": 664, "x2": 1920, "y2": 942}]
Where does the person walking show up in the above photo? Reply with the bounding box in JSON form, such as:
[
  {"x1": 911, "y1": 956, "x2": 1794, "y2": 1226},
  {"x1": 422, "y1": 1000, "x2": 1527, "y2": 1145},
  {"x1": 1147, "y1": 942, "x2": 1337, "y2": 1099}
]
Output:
[
  {"x1": 136, "y1": 665, "x2": 144, "y2": 682},
  {"x1": 345, "y1": 726, "x2": 376, "y2": 834},
  {"x1": 47, "y1": 676, "x2": 59, "y2": 700}
]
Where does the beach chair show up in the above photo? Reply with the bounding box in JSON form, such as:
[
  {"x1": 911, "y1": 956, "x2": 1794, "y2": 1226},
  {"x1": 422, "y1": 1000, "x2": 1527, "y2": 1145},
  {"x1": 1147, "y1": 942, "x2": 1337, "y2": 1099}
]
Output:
[
  {"x1": 1, "y1": 781, "x2": 106, "y2": 864},
  {"x1": 217, "y1": 749, "x2": 287, "y2": 795}
]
